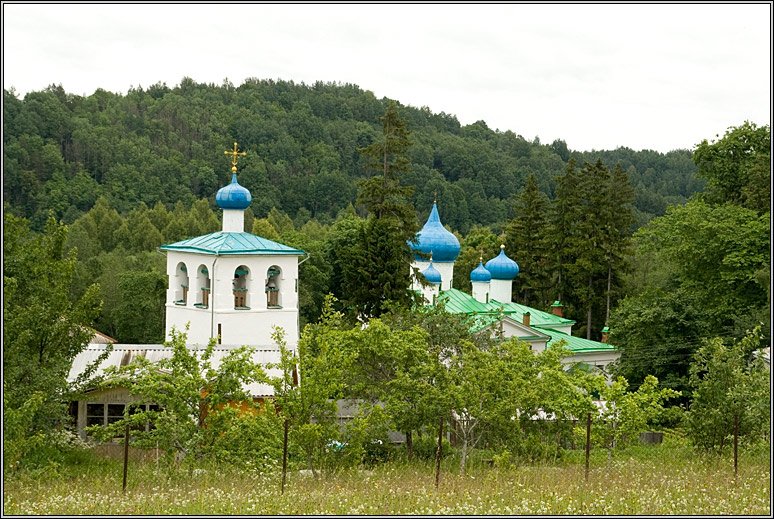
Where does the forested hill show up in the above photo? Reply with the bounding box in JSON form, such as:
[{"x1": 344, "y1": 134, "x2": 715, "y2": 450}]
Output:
[{"x1": 3, "y1": 78, "x2": 701, "y2": 231}]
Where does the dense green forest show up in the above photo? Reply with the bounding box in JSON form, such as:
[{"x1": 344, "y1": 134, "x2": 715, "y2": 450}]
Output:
[
  {"x1": 3, "y1": 79, "x2": 769, "y2": 483},
  {"x1": 3, "y1": 79, "x2": 700, "y2": 231},
  {"x1": 3, "y1": 79, "x2": 707, "y2": 339}
]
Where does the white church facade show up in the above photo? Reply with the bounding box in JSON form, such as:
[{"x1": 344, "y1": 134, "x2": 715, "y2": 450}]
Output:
[{"x1": 67, "y1": 144, "x2": 304, "y2": 436}]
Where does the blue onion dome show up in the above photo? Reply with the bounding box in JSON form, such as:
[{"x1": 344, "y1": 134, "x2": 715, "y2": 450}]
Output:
[
  {"x1": 485, "y1": 245, "x2": 519, "y2": 280},
  {"x1": 408, "y1": 203, "x2": 460, "y2": 262},
  {"x1": 470, "y1": 259, "x2": 492, "y2": 282},
  {"x1": 421, "y1": 262, "x2": 442, "y2": 285},
  {"x1": 216, "y1": 173, "x2": 252, "y2": 210}
]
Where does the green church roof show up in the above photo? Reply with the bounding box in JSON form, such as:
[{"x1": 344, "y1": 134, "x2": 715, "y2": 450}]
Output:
[
  {"x1": 485, "y1": 300, "x2": 576, "y2": 327},
  {"x1": 435, "y1": 289, "x2": 614, "y2": 352},
  {"x1": 535, "y1": 327, "x2": 617, "y2": 353},
  {"x1": 437, "y1": 288, "x2": 491, "y2": 314},
  {"x1": 160, "y1": 232, "x2": 304, "y2": 256},
  {"x1": 438, "y1": 289, "x2": 575, "y2": 326}
]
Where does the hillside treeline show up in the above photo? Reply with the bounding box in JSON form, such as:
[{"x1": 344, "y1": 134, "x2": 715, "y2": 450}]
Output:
[{"x1": 4, "y1": 78, "x2": 700, "y2": 232}]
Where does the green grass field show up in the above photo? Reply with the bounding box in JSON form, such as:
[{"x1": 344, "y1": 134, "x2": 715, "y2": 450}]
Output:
[{"x1": 4, "y1": 440, "x2": 770, "y2": 515}]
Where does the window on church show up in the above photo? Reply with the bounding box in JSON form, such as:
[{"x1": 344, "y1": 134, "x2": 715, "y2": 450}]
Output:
[
  {"x1": 195, "y1": 265, "x2": 210, "y2": 308},
  {"x1": 233, "y1": 265, "x2": 250, "y2": 309},
  {"x1": 266, "y1": 265, "x2": 282, "y2": 309},
  {"x1": 174, "y1": 262, "x2": 189, "y2": 305}
]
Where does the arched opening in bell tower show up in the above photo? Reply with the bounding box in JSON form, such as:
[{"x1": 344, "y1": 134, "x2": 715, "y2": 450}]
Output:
[
  {"x1": 233, "y1": 265, "x2": 250, "y2": 309},
  {"x1": 266, "y1": 265, "x2": 282, "y2": 309},
  {"x1": 195, "y1": 264, "x2": 211, "y2": 308},
  {"x1": 174, "y1": 262, "x2": 189, "y2": 305}
]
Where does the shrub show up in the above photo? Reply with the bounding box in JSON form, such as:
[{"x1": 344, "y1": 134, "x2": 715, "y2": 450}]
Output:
[
  {"x1": 343, "y1": 404, "x2": 392, "y2": 467},
  {"x1": 209, "y1": 404, "x2": 283, "y2": 472},
  {"x1": 413, "y1": 433, "x2": 451, "y2": 460}
]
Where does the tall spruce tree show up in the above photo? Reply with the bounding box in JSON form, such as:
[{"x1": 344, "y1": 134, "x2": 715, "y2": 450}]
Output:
[
  {"x1": 553, "y1": 160, "x2": 612, "y2": 339},
  {"x1": 600, "y1": 163, "x2": 635, "y2": 323},
  {"x1": 344, "y1": 102, "x2": 418, "y2": 318},
  {"x1": 551, "y1": 159, "x2": 580, "y2": 305},
  {"x1": 505, "y1": 174, "x2": 552, "y2": 308}
]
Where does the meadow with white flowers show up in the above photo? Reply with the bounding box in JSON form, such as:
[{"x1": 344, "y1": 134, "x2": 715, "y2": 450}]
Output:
[{"x1": 4, "y1": 435, "x2": 769, "y2": 516}]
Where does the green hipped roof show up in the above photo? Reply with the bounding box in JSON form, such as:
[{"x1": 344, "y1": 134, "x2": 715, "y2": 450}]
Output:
[
  {"x1": 161, "y1": 232, "x2": 304, "y2": 256},
  {"x1": 535, "y1": 327, "x2": 617, "y2": 353},
  {"x1": 436, "y1": 289, "x2": 614, "y2": 353}
]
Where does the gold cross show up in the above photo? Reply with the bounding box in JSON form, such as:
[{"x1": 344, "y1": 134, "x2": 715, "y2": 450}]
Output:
[{"x1": 224, "y1": 142, "x2": 247, "y2": 172}]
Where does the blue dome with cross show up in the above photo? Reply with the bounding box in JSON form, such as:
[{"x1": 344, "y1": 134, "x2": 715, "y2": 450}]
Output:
[
  {"x1": 408, "y1": 203, "x2": 460, "y2": 262},
  {"x1": 216, "y1": 173, "x2": 252, "y2": 210},
  {"x1": 470, "y1": 261, "x2": 492, "y2": 282},
  {"x1": 485, "y1": 245, "x2": 519, "y2": 280},
  {"x1": 421, "y1": 262, "x2": 442, "y2": 284}
]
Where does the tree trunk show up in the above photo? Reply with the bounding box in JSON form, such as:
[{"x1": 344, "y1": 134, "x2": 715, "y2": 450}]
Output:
[
  {"x1": 406, "y1": 430, "x2": 413, "y2": 461},
  {"x1": 435, "y1": 416, "x2": 444, "y2": 489},
  {"x1": 586, "y1": 277, "x2": 593, "y2": 339},
  {"x1": 606, "y1": 265, "x2": 612, "y2": 323}
]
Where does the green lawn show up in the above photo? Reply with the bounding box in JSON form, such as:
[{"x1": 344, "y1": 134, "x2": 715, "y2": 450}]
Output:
[{"x1": 4, "y1": 441, "x2": 770, "y2": 515}]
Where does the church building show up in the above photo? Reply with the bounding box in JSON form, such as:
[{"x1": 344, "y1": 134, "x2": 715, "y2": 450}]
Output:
[
  {"x1": 67, "y1": 145, "x2": 618, "y2": 438},
  {"x1": 67, "y1": 144, "x2": 304, "y2": 436},
  {"x1": 409, "y1": 202, "x2": 619, "y2": 375}
]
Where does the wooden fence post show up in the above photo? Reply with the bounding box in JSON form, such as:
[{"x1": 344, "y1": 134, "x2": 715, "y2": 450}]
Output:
[
  {"x1": 281, "y1": 418, "x2": 289, "y2": 494},
  {"x1": 122, "y1": 424, "x2": 130, "y2": 493},
  {"x1": 435, "y1": 416, "x2": 444, "y2": 489},
  {"x1": 585, "y1": 411, "x2": 592, "y2": 482},
  {"x1": 733, "y1": 413, "x2": 739, "y2": 479}
]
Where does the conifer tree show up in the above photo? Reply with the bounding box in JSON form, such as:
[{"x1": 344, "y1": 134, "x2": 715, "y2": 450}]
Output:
[
  {"x1": 343, "y1": 102, "x2": 419, "y2": 318},
  {"x1": 552, "y1": 160, "x2": 611, "y2": 339},
  {"x1": 505, "y1": 173, "x2": 552, "y2": 308},
  {"x1": 600, "y1": 163, "x2": 635, "y2": 323}
]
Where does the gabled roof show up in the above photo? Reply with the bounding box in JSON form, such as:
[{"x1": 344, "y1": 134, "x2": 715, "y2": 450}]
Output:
[
  {"x1": 438, "y1": 289, "x2": 573, "y2": 327},
  {"x1": 160, "y1": 232, "x2": 304, "y2": 256},
  {"x1": 437, "y1": 288, "x2": 491, "y2": 314}
]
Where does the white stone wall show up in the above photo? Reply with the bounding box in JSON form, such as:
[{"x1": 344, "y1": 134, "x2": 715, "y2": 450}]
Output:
[
  {"x1": 165, "y1": 251, "x2": 299, "y2": 347},
  {"x1": 222, "y1": 209, "x2": 244, "y2": 232},
  {"x1": 489, "y1": 279, "x2": 513, "y2": 303},
  {"x1": 471, "y1": 281, "x2": 490, "y2": 303}
]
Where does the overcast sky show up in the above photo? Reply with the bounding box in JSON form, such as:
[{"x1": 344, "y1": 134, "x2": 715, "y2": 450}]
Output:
[{"x1": 3, "y1": 3, "x2": 771, "y2": 153}]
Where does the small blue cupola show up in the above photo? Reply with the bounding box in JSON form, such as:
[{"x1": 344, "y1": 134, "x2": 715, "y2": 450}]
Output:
[
  {"x1": 216, "y1": 173, "x2": 252, "y2": 210},
  {"x1": 421, "y1": 262, "x2": 442, "y2": 285},
  {"x1": 409, "y1": 202, "x2": 460, "y2": 262},
  {"x1": 470, "y1": 259, "x2": 492, "y2": 282},
  {"x1": 485, "y1": 245, "x2": 519, "y2": 280}
]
